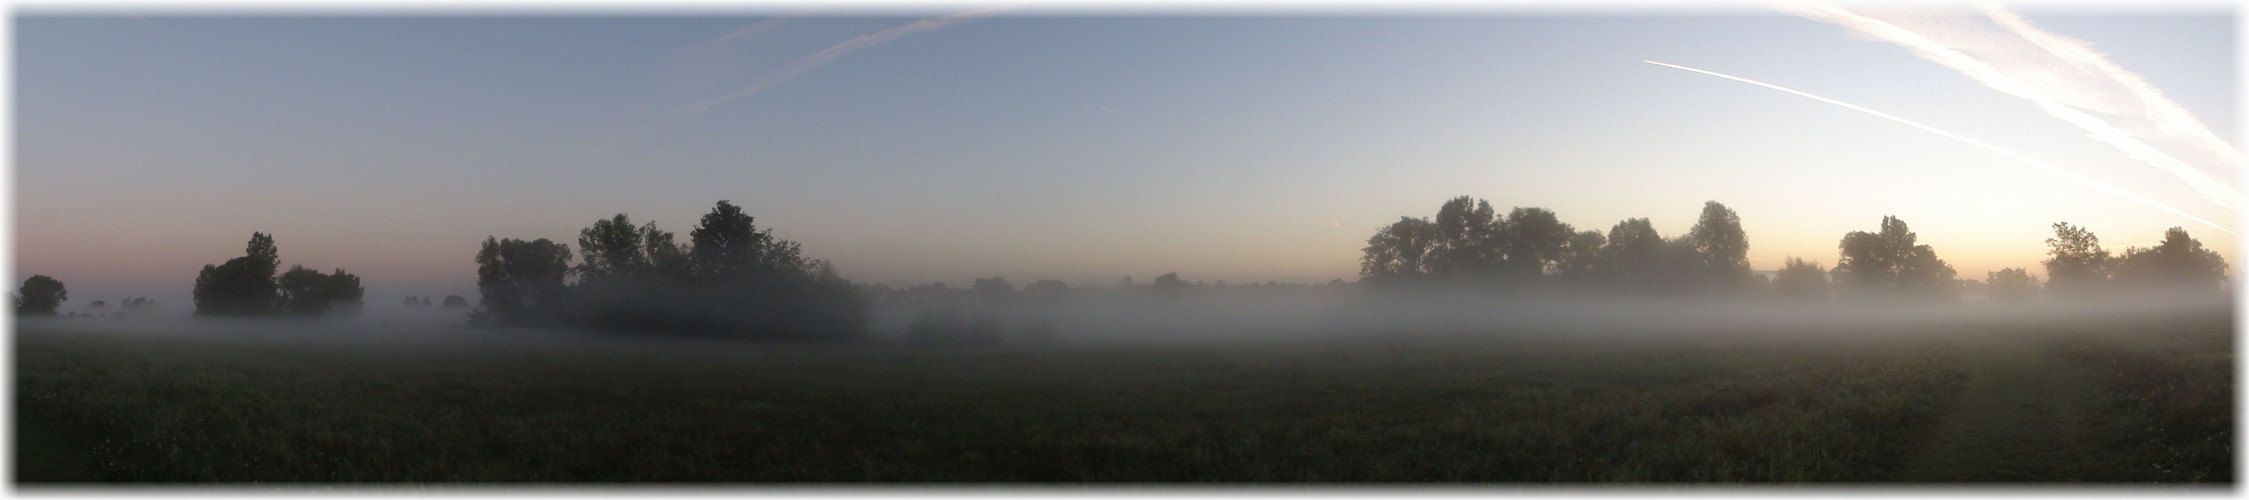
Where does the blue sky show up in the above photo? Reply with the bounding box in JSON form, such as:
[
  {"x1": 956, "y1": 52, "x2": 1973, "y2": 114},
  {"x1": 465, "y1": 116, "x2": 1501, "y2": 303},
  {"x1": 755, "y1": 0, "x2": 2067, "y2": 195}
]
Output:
[{"x1": 15, "y1": 6, "x2": 2237, "y2": 307}]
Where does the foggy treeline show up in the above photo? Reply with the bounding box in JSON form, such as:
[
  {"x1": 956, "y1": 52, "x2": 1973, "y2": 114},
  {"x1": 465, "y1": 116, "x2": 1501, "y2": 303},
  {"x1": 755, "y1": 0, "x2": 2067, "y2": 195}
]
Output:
[
  {"x1": 11, "y1": 195, "x2": 2233, "y2": 345},
  {"x1": 1356, "y1": 196, "x2": 2229, "y2": 302}
]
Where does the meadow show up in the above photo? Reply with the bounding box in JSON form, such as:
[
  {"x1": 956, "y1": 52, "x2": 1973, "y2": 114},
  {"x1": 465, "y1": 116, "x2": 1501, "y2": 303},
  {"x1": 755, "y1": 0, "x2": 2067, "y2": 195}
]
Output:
[{"x1": 13, "y1": 305, "x2": 2232, "y2": 484}]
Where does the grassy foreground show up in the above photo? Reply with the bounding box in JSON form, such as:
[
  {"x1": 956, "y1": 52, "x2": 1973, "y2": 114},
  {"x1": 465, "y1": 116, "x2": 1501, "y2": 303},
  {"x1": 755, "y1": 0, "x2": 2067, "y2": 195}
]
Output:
[{"x1": 12, "y1": 311, "x2": 2229, "y2": 483}]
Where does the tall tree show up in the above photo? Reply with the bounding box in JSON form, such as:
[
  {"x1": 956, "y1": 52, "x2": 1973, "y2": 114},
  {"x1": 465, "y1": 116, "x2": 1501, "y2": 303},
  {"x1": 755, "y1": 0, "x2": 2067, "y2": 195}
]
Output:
[
  {"x1": 2113, "y1": 227, "x2": 2229, "y2": 292},
  {"x1": 1687, "y1": 201, "x2": 1752, "y2": 289},
  {"x1": 1429, "y1": 196, "x2": 1502, "y2": 279},
  {"x1": 690, "y1": 200, "x2": 774, "y2": 279},
  {"x1": 1361, "y1": 216, "x2": 1439, "y2": 285},
  {"x1": 577, "y1": 214, "x2": 649, "y2": 282},
  {"x1": 278, "y1": 266, "x2": 365, "y2": 316},
  {"x1": 1500, "y1": 207, "x2": 1574, "y2": 279},
  {"x1": 1557, "y1": 230, "x2": 1607, "y2": 280},
  {"x1": 195, "y1": 232, "x2": 283, "y2": 316},
  {"x1": 2042, "y1": 222, "x2": 2112, "y2": 298},
  {"x1": 1833, "y1": 216, "x2": 1955, "y2": 299},
  {"x1": 15, "y1": 275, "x2": 67, "y2": 315},
  {"x1": 643, "y1": 221, "x2": 691, "y2": 280},
  {"x1": 1600, "y1": 218, "x2": 1668, "y2": 290},
  {"x1": 474, "y1": 237, "x2": 573, "y2": 326}
]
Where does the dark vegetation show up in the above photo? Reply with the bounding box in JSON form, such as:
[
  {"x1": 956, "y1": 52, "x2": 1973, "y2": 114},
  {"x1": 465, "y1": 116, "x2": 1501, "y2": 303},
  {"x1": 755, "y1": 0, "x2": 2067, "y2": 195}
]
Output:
[
  {"x1": 191, "y1": 233, "x2": 364, "y2": 317},
  {"x1": 1359, "y1": 196, "x2": 2224, "y2": 305},
  {"x1": 14, "y1": 275, "x2": 67, "y2": 315},
  {"x1": 17, "y1": 304, "x2": 2229, "y2": 483},
  {"x1": 11, "y1": 322, "x2": 1965, "y2": 482},
  {"x1": 2040, "y1": 314, "x2": 2234, "y2": 482},
  {"x1": 471, "y1": 200, "x2": 862, "y2": 340}
]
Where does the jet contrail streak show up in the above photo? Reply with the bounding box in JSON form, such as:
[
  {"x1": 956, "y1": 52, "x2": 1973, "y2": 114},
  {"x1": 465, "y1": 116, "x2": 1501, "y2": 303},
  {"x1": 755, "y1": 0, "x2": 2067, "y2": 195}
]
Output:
[
  {"x1": 1784, "y1": 4, "x2": 2239, "y2": 211},
  {"x1": 1644, "y1": 60, "x2": 2233, "y2": 236}
]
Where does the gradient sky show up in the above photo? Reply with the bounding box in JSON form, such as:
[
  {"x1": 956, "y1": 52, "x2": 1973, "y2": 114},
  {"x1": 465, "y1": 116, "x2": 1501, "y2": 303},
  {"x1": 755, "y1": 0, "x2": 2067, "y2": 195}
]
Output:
[{"x1": 15, "y1": 6, "x2": 2238, "y2": 308}]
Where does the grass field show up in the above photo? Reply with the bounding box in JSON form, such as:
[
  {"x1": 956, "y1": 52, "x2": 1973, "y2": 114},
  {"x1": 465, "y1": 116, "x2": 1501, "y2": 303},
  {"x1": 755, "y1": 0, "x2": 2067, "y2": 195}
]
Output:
[{"x1": 13, "y1": 307, "x2": 2233, "y2": 484}]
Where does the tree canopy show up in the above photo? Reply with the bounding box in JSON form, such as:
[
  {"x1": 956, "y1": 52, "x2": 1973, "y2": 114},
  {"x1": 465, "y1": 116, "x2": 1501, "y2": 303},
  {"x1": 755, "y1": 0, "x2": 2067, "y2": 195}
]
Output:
[
  {"x1": 278, "y1": 266, "x2": 365, "y2": 316},
  {"x1": 2112, "y1": 227, "x2": 2228, "y2": 292},
  {"x1": 194, "y1": 233, "x2": 283, "y2": 316},
  {"x1": 15, "y1": 275, "x2": 67, "y2": 315},
  {"x1": 2042, "y1": 222, "x2": 2111, "y2": 298},
  {"x1": 1832, "y1": 216, "x2": 1955, "y2": 300},
  {"x1": 473, "y1": 237, "x2": 573, "y2": 326},
  {"x1": 1359, "y1": 197, "x2": 1756, "y2": 295},
  {"x1": 1687, "y1": 201, "x2": 1751, "y2": 290},
  {"x1": 474, "y1": 200, "x2": 863, "y2": 340}
]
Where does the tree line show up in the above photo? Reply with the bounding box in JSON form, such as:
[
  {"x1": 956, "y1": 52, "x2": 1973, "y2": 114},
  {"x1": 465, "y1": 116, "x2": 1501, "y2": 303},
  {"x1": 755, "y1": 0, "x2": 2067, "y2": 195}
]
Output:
[
  {"x1": 1360, "y1": 197, "x2": 1757, "y2": 294},
  {"x1": 13, "y1": 195, "x2": 2230, "y2": 333},
  {"x1": 1360, "y1": 196, "x2": 2230, "y2": 301},
  {"x1": 471, "y1": 200, "x2": 862, "y2": 340},
  {"x1": 190, "y1": 232, "x2": 368, "y2": 317}
]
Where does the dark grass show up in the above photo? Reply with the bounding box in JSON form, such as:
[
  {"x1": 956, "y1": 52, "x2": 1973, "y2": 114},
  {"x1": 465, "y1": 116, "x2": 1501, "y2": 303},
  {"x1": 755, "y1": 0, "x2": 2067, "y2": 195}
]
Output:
[
  {"x1": 15, "y1": 326, "x2": 1980, "y2": 483},
  {"x1": 2040, "y1": 312, "x2": 2234, "y2": 483}
]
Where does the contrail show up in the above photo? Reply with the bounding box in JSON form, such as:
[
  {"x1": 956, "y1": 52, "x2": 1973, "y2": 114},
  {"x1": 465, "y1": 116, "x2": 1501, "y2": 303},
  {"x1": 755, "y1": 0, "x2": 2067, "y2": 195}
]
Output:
[
  {"x1": 1975, "y1": 5, "x2": 2241, "y2": 168},
  {"x1": 1782, "y1": 4, "x2": 2239, "y2": 211},
  {"x1": 1644, "y1": 60, "x2": 2234, "y2": 236},
  {"x1": 656, "y1": 6, "x2": 1010, "y2": 131}
]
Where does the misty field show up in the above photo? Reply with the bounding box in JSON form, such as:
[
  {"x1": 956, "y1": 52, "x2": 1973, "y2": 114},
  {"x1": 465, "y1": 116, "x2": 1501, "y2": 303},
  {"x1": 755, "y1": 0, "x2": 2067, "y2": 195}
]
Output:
[{"x1": 15, "y1": 307, "x2": 2232, "y2": 484}]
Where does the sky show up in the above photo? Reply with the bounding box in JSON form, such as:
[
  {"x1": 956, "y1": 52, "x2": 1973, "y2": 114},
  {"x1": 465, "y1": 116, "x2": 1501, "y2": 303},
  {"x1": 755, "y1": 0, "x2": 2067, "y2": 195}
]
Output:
[{"x1": 13, "y1": 4, "x2": 2238, "y2": 308}]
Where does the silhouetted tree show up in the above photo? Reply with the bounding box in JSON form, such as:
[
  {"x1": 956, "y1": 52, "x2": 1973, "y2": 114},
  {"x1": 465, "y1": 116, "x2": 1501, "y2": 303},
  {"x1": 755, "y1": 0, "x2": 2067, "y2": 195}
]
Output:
[
  {"x1": 1500, "y1": 207, "x2": 1574, "y2": 280},
  {"x1": 2042, "y1": 222, "x2": 2112, "y2": 298},
  {"x1": 1833, "y1": 216, "x2": 1955, "y2": 300},
  {"x1": 689, "y1": 200, "x2": 810, "y2": 281},
  {"x1": 195, "y1": 233, "x2": 282, "y2": 316},
  {"x1": 441, "y1": 295, "x2": 470, "y2": 308},
  {"x1": 1599, "y1": 218, "x2": 1669, "y2": 291},
  {"x1": 1430, "y1": 196, "x2": 1503, "y2": 279},
  {"x1": 326, "y1": 271, "x2": 364, "y2": 313},
  {"x1": 1023, "y1": 280, "x2": 1070, "y2": 304},
  {"x1": 278, "y1": 266, "x2": 364, "y2": 316},
  {"x1": 670, "y1": 201, "x2": 860, "y2": 340},
  {"x1": 972, "y1": 276, "x2": 1016, "y2": 303},
  {"x1": 1361, "y1": 216, "x2": 1438, "y2": 286},
  {"x1": 577, "y1": 214, "x2": 651, "y2": 282},
  {"x1": 2112, "y1": 227, "x2": 2229, "y2": 292},
  {"x1": 15, "y1": 275, "x2": 66, "y2": 315},
  {"x1": 1152, "y1": 272, "x2": 1191, "y2": 297},
  {"x1": 1557, "y1": 230, "x2": 1606, "y2": 279},
  {"x1": 1986, "y1": 267, "x2": 2039, "y2": 303},
  {"x1": 1687, "y1": 201, "x2": 1752, "y2": 290},
  {"x1": 543, "y1": 201, "x2": 862, "y2": 339},
  {"x1": 473, "y1": 237, "x2": 573, "y2": 326},
  {"x1": 1773, "y1": 257, "x2": 1828, "y2": 301}
]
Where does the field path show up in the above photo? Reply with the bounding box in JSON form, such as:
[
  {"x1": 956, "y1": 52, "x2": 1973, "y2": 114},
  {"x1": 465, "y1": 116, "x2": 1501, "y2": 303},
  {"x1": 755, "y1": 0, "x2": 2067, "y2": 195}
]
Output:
[{"x1": 1893, "y1": 330, "x2": 2106, "y2": 482}]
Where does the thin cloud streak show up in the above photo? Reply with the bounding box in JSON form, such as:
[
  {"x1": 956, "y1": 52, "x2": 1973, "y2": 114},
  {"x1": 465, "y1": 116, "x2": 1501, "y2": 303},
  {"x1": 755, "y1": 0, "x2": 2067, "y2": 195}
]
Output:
[
  {"x1": 1782, "y1": 4, "x2": 2240, "y2": 211},
  {"x1": 657, "y1": 6, "x2": 1010, "y2": 131},
  {"x1": 1975, "y1": 5, "x2": 2241, "y2": 168},
  {"x1": 1644, "y1": 60, "x2": 2233, "y2": 236}
]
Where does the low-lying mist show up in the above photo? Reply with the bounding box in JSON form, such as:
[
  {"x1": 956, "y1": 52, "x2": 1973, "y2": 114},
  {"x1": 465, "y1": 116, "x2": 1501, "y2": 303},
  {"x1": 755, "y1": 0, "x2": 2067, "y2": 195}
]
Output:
[{"x1": 20, "y1": 288, "x2": 2232, "y2": 351}]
